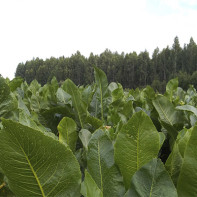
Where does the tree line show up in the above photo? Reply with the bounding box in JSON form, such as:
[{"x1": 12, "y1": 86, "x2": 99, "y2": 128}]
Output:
[{"x1": 15, "y1": 36, "x2": 197, "y2": 92}]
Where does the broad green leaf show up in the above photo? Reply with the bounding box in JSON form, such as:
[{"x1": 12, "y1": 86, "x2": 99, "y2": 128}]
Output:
[
  {"x1": 81, "y1": 170, "x2": 103, "y2": 197},
  {"x1": 33, "y1": 87, "x2": 49, "y2": 110},
  {"x1": 108, "y1": 82, "x2": 118, "y2": 93},
  {"x1": 107, "y1": 110, "x2": 123, "y2": 127},
  {"x1": 124, "y1": 159, "x2": 178, "y2": 197},
  {"x1": 30, "y1": 94, "x2": 41, "y2": 112},
  {"x1": 94, "y1": 66, "x2": 110, "y2": 121},
  {"x1": 18, "y1": 110, "x2": 43, "y2": 131},
  {"x1": 81, "y1": 85, "x2": 94, "y2": 107},
  {"x1": 165, "y1": 78, "x2": 178, "y2": 101},
  {"x1": 47, "y1": 77, "x2": 59, "y2": 105},
  {"x1": 111, "y1": 83, "x2": 124, "y2": 102},
  {"x1": 177, "y1": 128, "x2": 192, "y2": 157},
  {"x1": 56, "y1": 88, "x2": 71, "y2": 105},
  {"x1": 18, "y1": 95, "x2": 46, "y2": 131},
  {"x1": 109, "y1": 84, "x2": 127, "y2": 109},
  {"x1": 9, "y1": 77, "x2": 23, "y2": 92},
  {"x1": 177, "y1": 126, "x2": 197, "y2": 197},
  {"x1": 0, "y1": 92, "x2": 18, "y2": 121},
  {"x1": 121, "y1": 100, "x2": 133, "y2": 118},
  {"x1": 143, "y1": 85, "x2": 156, "y2": 100},
  {"x1": 62, "y1": 79, "x2": 87, "y2": 128},
  {"x1": 18, "y1": 95, "x2": 31, "y2": 116},
  {"x1": 0, "y1": 119, "x2": 81, "y2": 197},
  {"x1": 27, "y1": 80, "x2": 44, "y2": 111},
  {"x1": 50, "y1": 76, "x2": 59, "y2": 89},
  {"x1": 165, "y1": 143, "x2": 183, "y2": 186},
  {"x1": 176, "y1": 104, "x2": 197, "y2": 117},
  {"x1": 153, "y1": 95, "x2": 183, "y2": 141},
  {"x1": 86, "y1": 115, "x2": 103, "y2": 131},
  {"x1": 87, "y1": 129, "x2": 125, "y2": 197},
  {"x1": 90, "y1": 92, "x2": 100, "y2": 118},
  {"x1": 58, "y1": 117, "x2": 77, "y2": 152},
  {"x1": 108, "y1": 86, "x2": 133, "y2": 126},
  {"x1": 0, "y1": 77, "x2": 10, "y2": 103},
  {"x1": 114, "y1": 111, "x2": 160, "y2": 189},
  {"x1": 79, "y1": 129, "x2": 92, "y2": 150},
  {"x1": 30, "y1": 112, "x2": 50, "y2": 132},
  {"x1": 39, "y1": 106, "x2": 74, "y2": 134},
  {"x1": 165, "y1": 127, "x2": 192, "y2": 186},
  {"x1": 190, "y1": 114, "x2": 197, "y2": 126},
  {"x1": 0, "y1": 77, "x2": 18, "y2": 120},
  {"x1": 28, "y1": 79, "x2": 41, "y2": 95}
]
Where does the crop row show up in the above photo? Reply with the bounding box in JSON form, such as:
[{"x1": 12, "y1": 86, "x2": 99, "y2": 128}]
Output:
[{"x1": 0, "y1": 67, "x2": 197, "y2": 196}]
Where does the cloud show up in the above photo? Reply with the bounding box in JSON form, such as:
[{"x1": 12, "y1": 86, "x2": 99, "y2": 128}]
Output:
[
  {"x1": 0, "y1": 0, "x2": 197, "y2": 79},
  {"x1": 160, "y1": 0, "x2": 197, "y2": 12},
  {"x1": 180, "y1": 0, "x2": 197, "y2": 6}
]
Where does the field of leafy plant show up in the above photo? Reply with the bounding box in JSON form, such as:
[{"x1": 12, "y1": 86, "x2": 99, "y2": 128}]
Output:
[{"x1": 0, "y1": 66, "x2": 197, "y2": 196}]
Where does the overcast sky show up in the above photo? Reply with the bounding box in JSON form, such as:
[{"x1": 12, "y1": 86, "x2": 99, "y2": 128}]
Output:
[{"x1": 0, "y1": 0, "x2": 197, "y2": 79}]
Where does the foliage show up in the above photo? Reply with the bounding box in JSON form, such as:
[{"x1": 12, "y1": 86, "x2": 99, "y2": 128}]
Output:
[{"x1": 1, "y1": 67, "x2": 197, "y2": 196}]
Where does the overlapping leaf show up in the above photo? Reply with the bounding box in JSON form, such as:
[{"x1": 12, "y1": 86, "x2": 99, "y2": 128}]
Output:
[
  {"x1": 0, "y1": 77, "x2": 18, "y2": 120},
  {"x1": 165, "y1": 143, "x2": 183, "y2": 186},
  {"x1": 176, "y1": 104, "x2": 197, "y2": 117},
  {"x1": 81, "y1": 170, "x2": 103, "y2": 197},
  {"x1": 153, "y1": 95, "x2": 184, "y2": 141},
  {"x1": 125, "y1": 159, "x2": 178, "y2": 197},
  {"x1": 87, "y1": 129, "x2": 125, "y2": 197},
  {"x1": 114, "y1": 111, "x2": 160, "y2": 189},
  {"x1": 0, "y1": 119, "x2": 81, "y2": 196},
  {"x1": 58, "y1": 117, "x2": 77, "y2": 152},
  {"x1": 62, "y1": 79, "x2": 87, "y2": 128},
  {"x1": 177, "y1": 126, "x2": 197, "y2": 197},
  {"x1": 93, "y1": 66, "x2": 110, "y2": 121}
]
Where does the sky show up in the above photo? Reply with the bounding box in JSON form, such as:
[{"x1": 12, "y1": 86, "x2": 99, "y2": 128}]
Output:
[{"x1": 0, "y1": 0, "x2": 197, "y2": 79}]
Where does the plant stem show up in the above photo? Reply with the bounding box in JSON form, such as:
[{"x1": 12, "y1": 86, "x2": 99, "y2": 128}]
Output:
[{"x1": 0, "y1": 182, "x2": 6, "y2": 190}]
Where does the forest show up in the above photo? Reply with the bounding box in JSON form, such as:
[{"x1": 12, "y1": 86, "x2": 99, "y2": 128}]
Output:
[{"x1": 15, "y1": 36, "x2": 197, "y2": 92}]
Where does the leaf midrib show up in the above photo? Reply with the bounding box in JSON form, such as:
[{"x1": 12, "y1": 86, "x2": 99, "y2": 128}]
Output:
[
  {"x1": 97, "y1": 140, "x2": 103, "y2": 192},
  {"x1": 65, "y1": 119, "x2": 69, "y2": 145},
  {"x1": 69, "y1": 85, "x2": 84, "y2": 128},
  {"x1": 157, "y1": 100, "x2": 173, "y2": 126},
  {"x1": 98, "y1": 75, "x2": 104, "y2": 121},
  {"x1": 149, "y1": 176, "x2": 155, "y2": 197},
  {"x1": 137, "y1": 128, "x2": 139, "y2": 170},
  {"x1": 149, "y1": 162, "x2": 157, "y2": 197},
  {"x1": 22, "y1": 147, "x2": 45, "y2": 196},
  {"x1": 14, "y1": 135, "x2": 46, "y2": 197}
]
